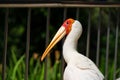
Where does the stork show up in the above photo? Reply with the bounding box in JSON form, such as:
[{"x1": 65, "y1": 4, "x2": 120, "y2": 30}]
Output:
[{"x1": 41, "y1": 18, "x2": 104, "y2": 80}]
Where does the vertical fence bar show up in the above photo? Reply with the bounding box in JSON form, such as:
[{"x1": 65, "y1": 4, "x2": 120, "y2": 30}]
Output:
[
  {"x1": 44, "y1": 8, "x2": 50, "y2": 80},
  {"x1": 105, "y1": 11, "x2": 110, "y2": 80},
  {"x1": 96, "y1": 8, "x2": 101, "y2": 67},
  {"x1": 76, "y1": 8, "x2": 79, "y2": 20},
  {"x1": 2, "y1": 8, "x2": 9, "y2": 80},
  {"x1": 63, "y1": 8, "x2": 67, "y2": 21},
  {"x1": 61, "y1": 8, "x2": 67, "y2": 80},
  {"x1": 86, "y1": 9, "x2": 91, "y2": 57},
  {"x1": 25, "y1": 8, "x2": 31, "y2": 80},
  {"x1": 113, "y1": 9, "x2": 119, "y2": 80}
]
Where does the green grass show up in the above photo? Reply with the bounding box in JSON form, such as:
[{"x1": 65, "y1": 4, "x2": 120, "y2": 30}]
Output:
[
  {"x1": 0, "y1": 48, "x2": 120, "y2": 80},
  {"x1": 1, "y1": 48, "x2": 61, "y2": 80}
]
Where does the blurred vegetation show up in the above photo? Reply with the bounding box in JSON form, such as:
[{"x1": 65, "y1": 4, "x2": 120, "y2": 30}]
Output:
[{"x1": 0, "y1": 7, "x2": 120, "y2": 80}]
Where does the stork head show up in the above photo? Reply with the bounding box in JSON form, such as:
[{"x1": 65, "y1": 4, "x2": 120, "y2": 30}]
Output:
[
  {"x1": 62, "y1": 18, "x2": 75, "y2": 34},
  {"x1": 41, "y1": 18, "x2": 81, "y2": 61}
]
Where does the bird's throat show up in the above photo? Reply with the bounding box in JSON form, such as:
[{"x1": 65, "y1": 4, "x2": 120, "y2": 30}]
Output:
[{"x1": 63, "y1": 32, "x2": 79, "y2": 63}]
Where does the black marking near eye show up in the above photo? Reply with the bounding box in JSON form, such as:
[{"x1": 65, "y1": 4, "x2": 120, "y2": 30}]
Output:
[{"x1": 66, "y1": 21, "x2": 69, "y2": 25}]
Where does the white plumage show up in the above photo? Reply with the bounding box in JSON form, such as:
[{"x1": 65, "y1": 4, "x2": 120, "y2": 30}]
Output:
[
  {"x1": 63, "y1": 20, "x2": 104, "y2": 80},
  {"x1": 41, "y1": 19, "x2": 104, "y2": 80}
]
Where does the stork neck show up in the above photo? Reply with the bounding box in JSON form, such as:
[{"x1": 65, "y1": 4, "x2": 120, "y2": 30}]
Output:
[
  {"x1": 63, "y1": 29, "x2": 80, "y2": 63},
  {"x1": 62, "y1": 20, "x2": 82, "y2": 63},
  {"x1": 63, "y1": 35, "x2": 78, "y2": 51}
]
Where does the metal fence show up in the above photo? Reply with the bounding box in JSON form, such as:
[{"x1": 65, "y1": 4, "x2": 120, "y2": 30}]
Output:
[{"x1": 0, "y1": 2, "x2": 120, "y2": 80}]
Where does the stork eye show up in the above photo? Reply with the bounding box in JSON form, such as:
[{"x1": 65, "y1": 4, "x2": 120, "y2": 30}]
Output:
[
  {"x1": 66, "y1": 21, "x2": 69, "y2": 25},
  {"x1": 66, "y1": 21, "x2": 69, "y2": 24}
]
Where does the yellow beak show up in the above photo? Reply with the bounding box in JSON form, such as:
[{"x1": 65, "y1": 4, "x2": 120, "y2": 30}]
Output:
[{"x1": 41, "y1": 26, "x2": 66, "y2": 61}]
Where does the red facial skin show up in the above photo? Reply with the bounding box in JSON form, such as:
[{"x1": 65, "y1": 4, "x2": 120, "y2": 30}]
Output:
[{"x1": 62, "y1": 18, "x2": 75, "y2": 34}]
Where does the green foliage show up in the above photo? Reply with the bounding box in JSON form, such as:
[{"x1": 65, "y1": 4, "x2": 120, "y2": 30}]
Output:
[
  {"x1": 6, "y1": 48, "x2": 25, "y2": 80},
  {"x1": 2, "y1": 48, "x2": 61, "y2": 80}
]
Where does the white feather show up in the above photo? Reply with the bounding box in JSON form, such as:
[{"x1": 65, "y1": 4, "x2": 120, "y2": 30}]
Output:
[{"x1": 63, "y1": 20, "x2": 104, "y2": 80}]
